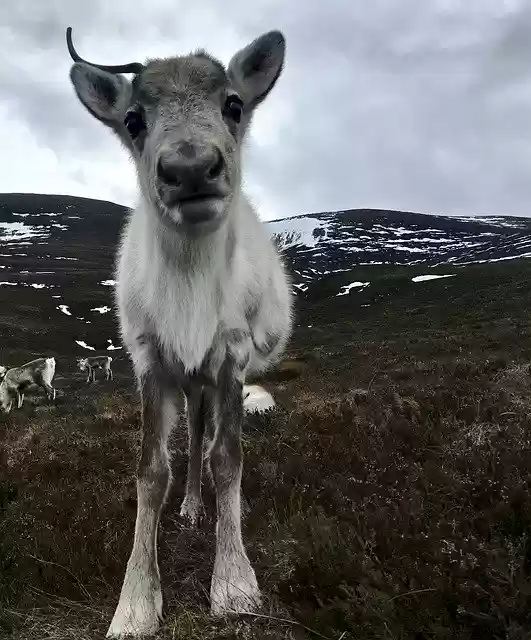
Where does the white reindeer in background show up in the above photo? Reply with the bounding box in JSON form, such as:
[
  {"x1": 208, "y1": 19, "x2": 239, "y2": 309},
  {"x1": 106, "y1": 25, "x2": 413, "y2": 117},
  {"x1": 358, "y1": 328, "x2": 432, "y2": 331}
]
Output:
[
  {"x1": 66, "y1": 24, "x2": 292, "y2": 637},
  {"x1": 78, "y1": 355, "x2": 114, "y2": 383},
  {"x1": 0, "y1": 357, "x2": 56, "y2": 413}
]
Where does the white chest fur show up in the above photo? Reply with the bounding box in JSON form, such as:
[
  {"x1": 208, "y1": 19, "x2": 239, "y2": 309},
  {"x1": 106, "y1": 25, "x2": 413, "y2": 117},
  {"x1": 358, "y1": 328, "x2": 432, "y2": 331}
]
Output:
[
  {"x1": 117, "y1": 210, "x2": 231, "y2": 373},
  {"x1": 146, "y1": 263, "x2": 221, "y2": 372}
]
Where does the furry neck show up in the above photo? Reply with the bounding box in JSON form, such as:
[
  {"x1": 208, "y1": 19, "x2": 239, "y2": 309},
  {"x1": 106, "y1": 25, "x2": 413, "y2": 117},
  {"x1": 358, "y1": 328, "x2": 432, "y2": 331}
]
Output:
[{"x1": 136, "y1": 194, "x2": 239, "y2": 276}]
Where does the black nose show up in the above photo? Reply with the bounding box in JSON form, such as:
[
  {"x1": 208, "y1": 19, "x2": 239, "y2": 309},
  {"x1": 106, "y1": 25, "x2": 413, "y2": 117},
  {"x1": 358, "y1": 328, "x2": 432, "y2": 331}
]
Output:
[{"x1": 156, "y1": 143, "x2": 224, "y2": 199}]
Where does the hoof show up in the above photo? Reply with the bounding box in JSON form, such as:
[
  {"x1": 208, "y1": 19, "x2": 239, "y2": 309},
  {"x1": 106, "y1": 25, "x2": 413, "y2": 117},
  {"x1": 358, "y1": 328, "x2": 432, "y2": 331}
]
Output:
[
  {"x1": 211, "y1": 555, "x2": 261, "y2": 616},
  {"x1": 107, "y1": 566, "x2": 162, "y2": 637},
  {"x1": 179, "y1": 497, "x2": 205, "y2": 528}
]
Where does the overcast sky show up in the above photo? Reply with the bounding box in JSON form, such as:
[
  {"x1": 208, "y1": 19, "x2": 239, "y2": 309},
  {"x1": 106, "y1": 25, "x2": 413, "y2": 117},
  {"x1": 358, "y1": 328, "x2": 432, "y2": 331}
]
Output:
[{"x1": 0, "y1": 1, "x2": 530, "y2": 220}]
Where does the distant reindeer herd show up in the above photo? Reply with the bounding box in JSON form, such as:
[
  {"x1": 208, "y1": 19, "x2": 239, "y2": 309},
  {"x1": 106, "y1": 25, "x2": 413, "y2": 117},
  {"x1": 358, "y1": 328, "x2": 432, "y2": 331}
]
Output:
[{"x1": 0, "y1": 355, "x2": 114, "y2": 414}]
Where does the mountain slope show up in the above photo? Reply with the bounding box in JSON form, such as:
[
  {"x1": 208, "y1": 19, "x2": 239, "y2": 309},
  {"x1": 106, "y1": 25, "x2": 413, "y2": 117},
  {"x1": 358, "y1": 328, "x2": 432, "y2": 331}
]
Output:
[
  {"x1": 270, "y1": 208, "x2": 531, "y2": 292},
  {"x1": 1, "y1": 193, "x2": 530, "y2": 358}
]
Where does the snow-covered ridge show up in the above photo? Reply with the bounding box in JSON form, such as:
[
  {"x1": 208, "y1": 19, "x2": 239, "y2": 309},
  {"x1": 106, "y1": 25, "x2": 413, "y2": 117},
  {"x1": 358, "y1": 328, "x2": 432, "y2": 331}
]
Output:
[
  {"x1": 268, "y1": 211, "x2": 531, "y2": 295},
  {"x1": 2, "y1": 202, "x2": 531, "y2": 307},
  {"x1": 268, "y1": 216, "x2": 330, "y2": 250}
]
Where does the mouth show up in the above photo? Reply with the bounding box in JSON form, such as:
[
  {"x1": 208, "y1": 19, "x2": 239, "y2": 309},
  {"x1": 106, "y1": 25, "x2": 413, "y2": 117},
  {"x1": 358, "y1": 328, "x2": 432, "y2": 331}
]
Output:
[
  {"x1": 178, "y1": 196, "x2": 226, "y2": 225},
  {"x1": 177, "y1": 193, "x2": 218, "y2": 205},
  {"x1": 158, "y1": 188, "x2": 228, "y2": 227}
]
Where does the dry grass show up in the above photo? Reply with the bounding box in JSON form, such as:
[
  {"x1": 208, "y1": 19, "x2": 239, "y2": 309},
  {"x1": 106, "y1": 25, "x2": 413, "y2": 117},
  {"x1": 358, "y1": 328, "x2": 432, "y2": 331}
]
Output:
[{"x1": 2, "y1": 260, "x2": 531, "y2": 639}]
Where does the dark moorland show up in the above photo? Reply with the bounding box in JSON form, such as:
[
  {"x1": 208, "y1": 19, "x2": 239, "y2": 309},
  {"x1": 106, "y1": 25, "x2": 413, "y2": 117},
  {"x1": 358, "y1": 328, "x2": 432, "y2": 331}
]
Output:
[{"x1": 0, "y1": 194, "x2": 530, "y2": 639}]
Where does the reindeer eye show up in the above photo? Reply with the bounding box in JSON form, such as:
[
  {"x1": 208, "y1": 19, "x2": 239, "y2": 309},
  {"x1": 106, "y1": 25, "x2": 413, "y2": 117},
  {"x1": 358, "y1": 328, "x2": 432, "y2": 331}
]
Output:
[
  {"x1": 124, "y1": 109, "x2": 146, "y2": 139},
  {"x1": 224, "y1": 95, "x2": 244, "y2": 123}
]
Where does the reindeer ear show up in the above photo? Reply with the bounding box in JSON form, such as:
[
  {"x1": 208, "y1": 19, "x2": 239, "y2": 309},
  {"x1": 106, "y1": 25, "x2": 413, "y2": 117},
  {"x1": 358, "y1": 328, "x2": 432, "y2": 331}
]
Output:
[
  {"x1": 70, "y1": 63, "x2": 131, "y2": 125},
  {"x1": 228, "y1": 31, "x2": 285, "y2": 109}
]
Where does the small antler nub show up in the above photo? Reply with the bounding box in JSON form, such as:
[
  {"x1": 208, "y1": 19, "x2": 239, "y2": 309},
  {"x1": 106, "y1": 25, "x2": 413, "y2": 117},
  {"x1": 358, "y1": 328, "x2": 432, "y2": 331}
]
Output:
[{"x1": 65, "y1": 26, "x2": 145, "y2": 75}]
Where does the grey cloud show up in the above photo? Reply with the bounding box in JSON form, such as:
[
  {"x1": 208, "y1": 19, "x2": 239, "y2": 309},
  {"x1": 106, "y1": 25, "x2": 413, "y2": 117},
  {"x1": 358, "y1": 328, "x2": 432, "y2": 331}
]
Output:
[{"x1": 1, "y1": 1, "x2": 531, "y2": 219}]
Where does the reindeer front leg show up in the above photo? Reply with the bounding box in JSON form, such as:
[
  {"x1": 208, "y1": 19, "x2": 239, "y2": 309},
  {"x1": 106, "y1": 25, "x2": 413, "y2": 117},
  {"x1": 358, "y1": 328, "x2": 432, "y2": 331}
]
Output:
[
  {"x1": 180, "y1": 383, "x2": 206, "y2": 527},
  {"x1": 107, "y1": 361, "x2": 180, "y2": 638},
  {"x1": 208, "y1": 335, "x2": 261, "y2": 615}
]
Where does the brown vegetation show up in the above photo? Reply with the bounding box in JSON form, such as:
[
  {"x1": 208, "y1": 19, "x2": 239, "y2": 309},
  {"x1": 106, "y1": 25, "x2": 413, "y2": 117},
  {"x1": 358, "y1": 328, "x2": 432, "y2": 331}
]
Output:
[{"x1": 1, "y1": 260, "x2": 531, "y2": 639}]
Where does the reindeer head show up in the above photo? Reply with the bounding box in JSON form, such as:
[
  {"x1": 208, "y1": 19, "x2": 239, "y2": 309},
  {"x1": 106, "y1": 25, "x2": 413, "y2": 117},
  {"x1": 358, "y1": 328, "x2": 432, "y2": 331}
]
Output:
[{"x1": 66, "y1": 27, "x2": 285, "y2": 233}]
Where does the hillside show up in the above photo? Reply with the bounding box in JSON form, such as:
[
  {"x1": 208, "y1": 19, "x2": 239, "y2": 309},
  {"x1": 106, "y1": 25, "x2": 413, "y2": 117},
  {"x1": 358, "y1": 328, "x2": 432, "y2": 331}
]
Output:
[
  {"x1": 1, "y1": 193, "x2": 531, "y2": 362},
  {"x1": 0, "y1": 193, "x2": 531, "y2": 639},
  {"x1": 271, "y1": 208, "x2": 531, "y2": 294}
]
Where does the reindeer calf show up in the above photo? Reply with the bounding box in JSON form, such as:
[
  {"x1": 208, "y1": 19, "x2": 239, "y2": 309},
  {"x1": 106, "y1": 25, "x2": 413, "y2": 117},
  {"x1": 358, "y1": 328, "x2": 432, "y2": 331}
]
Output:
[
  {"x1": 0, "y1": 357, "x2": 56, "y2": 413},
  {"x1": 78, "y1": 355, "x2": 113, "y2": 383},
  {"x1": 67, "y1": 24, "x2": 292, "y2": 638}
]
